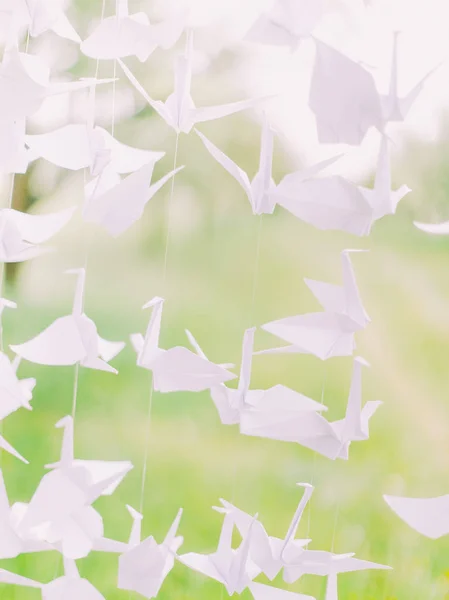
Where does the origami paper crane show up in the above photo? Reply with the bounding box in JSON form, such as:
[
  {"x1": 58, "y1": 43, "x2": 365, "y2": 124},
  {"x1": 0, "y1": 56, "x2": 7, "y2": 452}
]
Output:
[
  {"x1": 186, "y1": 327, "x2": 324, "y2": 425},
  {"x1": 179, "y1": 507, "x2": 261, "y2": 594},
  {"x1": 309, "y1": 34, "x2": 437, "y2": 145},
  {"x1": 218, "y1": 483, "x2": 314, "y2": 580},
  {"x1": 26, "y1": 123, "x2": 165, "y2": 176},
  {"x1": 0, "y1": 556, "x2": 107, "y2": 599},
  {"x1": 0, "y1": 119, "x2": 30, "y2": 174},
  {"x1": 11, "y1": 268, "x2": 125, "y2": 372},
  {"x1": 242, "y1": 357, "x2": 382, "y2": 460},
  {"x1": 383, "y1": 493, "x2": 449, "y2": 539},
  {"x1": 0, "y1": 205, "x2": 76, "y2": 262},
  {"x1": 131, "y1": 296, "x2": 235, "y2": 393},
  {"x1": 258, "y1": 250, "x2": 369, "y2": 360},
  {"x1": 196, "y1": 119, "x2": 340, "y2": 216},
  {"x1": 0, "y1": 47, "x2": 111, "y2": 123},
  {"x1": 245, "y1": 0, "x2": 324, "y2": 50},
  {"x1": 82, "y1": 160, "x2": 183, "y2": 237},
  {"x1": 0, "y1": 351, "x2": 35, "y2": 420},
  {"x1": 17, "y1": 415, "x2": 132, "y2": 558},
  {"x1": 0, "y1": 469, "x2": 52, "y2": 559},
  {"x1": 118, "y1": 505, "x2": 183, "y2": 598},
  {"x1": 119, "y1": 32, "x2": 267, "y2": 135},
  {"x1": 81, "y1": 0, "x2": 186, "y2": 62}
]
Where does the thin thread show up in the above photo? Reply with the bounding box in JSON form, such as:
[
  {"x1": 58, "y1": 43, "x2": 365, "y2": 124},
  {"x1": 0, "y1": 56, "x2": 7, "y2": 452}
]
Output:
[
  {"x1": 139, "y1": 373, "x2": 154, "y2": 513},
  {"x1": 306, "y1": 365, "x2": 327, "y2": 544},
  {"x1": 138, "y1": 131, "x2": 181, "y2": 514},
  {"x1": 162, "y1": 132, "x2": 180, "y2": 291},
  {"x1": 330, "y1": 499, "x2": 341, "y2": 554},
  {"x1": 230, "y1": 214, "x2": 264, "y2": 508},
  {"x1": 71, "y1": 0, "x2": 106, "y2": 424},
  {"x1": 249, "y1": 215, "x2": 263, "y2": 325}
]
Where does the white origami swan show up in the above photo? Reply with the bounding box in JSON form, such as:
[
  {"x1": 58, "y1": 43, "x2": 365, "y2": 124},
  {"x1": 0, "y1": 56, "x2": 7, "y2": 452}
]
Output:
[
  {"x1": 178, "y1": 507, "x2": 260, "y2": 594},
  {"x1": 196, "y1": 119, "x2": 340, "y2": 216},
  {"x1": 117, "y1": 505, "x2": 183, "y2": 598},
  {"x1": 17, "y1": 415, "x2": 133, "y2": 559},
  {"x1": 242, "y1": 357, "x2": 382, "y2": 460},
  {"x1": 0, "y1": 205, "x2": 76, "y2": 263},
  {"x1": 0, "y1": 556, "x2": 107, "y2": 600},
  {"x1": 81, "y1": 0, "x2": 186, "y2": 62},
  {"x1": 119, "y1": 32, "x2": 268, "y2": 135},
  {"x1": 245, "y1": 0, "x2": 324, "y2": 50},
  {"x1": 11, "y1": 268, "x2": 125, "y2": 372},
  {"x1": 131, "y1": 296, "x2": 236, "y2": 393},
  {"x1": 218, "y1": 483, "x2": 314, "y2": 580},
  {"x1": 258, "y1": 250, "x2": 369, "y2": 360}
]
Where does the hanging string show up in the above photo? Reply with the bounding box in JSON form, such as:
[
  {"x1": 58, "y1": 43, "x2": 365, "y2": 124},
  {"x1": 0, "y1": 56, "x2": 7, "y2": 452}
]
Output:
[
  {"x1": 305, "y1": 365, "x2": 327, "y2": 544},
  {"x1": 71, "y1": 0, "x2": 107, "y2": 422},
  {"x1": 138, "y1": 130, "x2": 180, "y2": 514}
]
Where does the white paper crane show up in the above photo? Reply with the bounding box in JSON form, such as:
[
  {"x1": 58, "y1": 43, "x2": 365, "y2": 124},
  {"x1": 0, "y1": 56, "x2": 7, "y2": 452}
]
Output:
[
  {"x1": 0, "y1": 351, "x2": 35, "y2": 419},
  {"x1": 309, "y1": 41, "x2": 383, "y2": 146},
  {"x1": 249, "y1": 582, "x2": 315, "y2": 600},
  {"x1": 258, "y1": 250, "x2": 369, "y2": 360},
  {"x1": 0, "y1": 48, "x2": 111, "y2": 123},
  {"x1": 0, "y1": 557, "x2": 107, "y2": 599},
  {"x1": 0, "y1": 0, "x2": 80, "y2": 46},
  {"x1": 242, "y1": 357, "x2": 382, "y2": 460},
  {"x1": 282, "y1": 549, "x2": 391, "y2": 587},
  {"x1": 82, "y1": 161, "x2": 183, "y2": 237},
  {"x1": 196, "y1": 120, "x2": 340, "y2": 216},
  {"x1": 81, "y1": 0, "x2": 186, "y2": 62},
  {"x1": 178, "y1": 508, "x2": 260, "y2": 595},
  {"x1": 383, "y1": 493, "x2": 449, "y2": 539},
  {"x1": 0, "y1": 205, "x2": 76, "y2": 263},
  {"x1": 26, "y1": 123, "x2": 165, "y2": 176},
  {"x1": 275, "y1": 135, "x2": 410, "y2": 232},
  {"x1": 245, "y1": 0, "x2": 324, "y2": 50},
  {"x1": 17, "y1": 415, "x2": 133, "y2": 558},
  {"x1": 11, "y1": 268, "x2": 125, "y2": 372},
  {"x1": 0, "y1": 469, "x2": 53, "y2": 559},
  {"x1": 309, "y1": 35, "x2": 437, "y2": 145},
  {"x1": 218, "y1": 483, "x2": 313, "y2": 580},
  {"x1": 118, "y1": 505, "x2": 183, "y2": 598},
  {"x1": 187, "y1": 328, "x2": 325, "y2": 425},
  {"x1": 119, "y1": 32, "x2": 268, "y2": 135},
  {"x1": 0, "y1": 119, "x2": 31, "y2": 174},
  {"x1": 130, "y1": 296, "x2": 235, "y2": 393}
]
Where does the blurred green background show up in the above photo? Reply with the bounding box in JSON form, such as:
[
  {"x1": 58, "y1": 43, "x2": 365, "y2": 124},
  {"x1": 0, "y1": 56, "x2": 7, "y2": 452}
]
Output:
[{"x1": 2, "y1": 1, "x2": 449, "y2": 599}]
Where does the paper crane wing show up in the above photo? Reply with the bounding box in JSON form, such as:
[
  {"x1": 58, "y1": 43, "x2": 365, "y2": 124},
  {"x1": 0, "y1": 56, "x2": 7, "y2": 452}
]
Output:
[
  {"x1": 250, "y1": 582, "x2": 315, "y2": 600},
  {"x1": 151, "y1": 347, "x2": 236, "y2": 393},
  {"x1": 275, "y1": 175, "x2": 372, "y2": 236},
  {"x1": 384, "y1": 494, "x2": 449, "y2": 539},
  {"x1": 309, "y1": 41, "x2": 382, "y2": 145},
  {"x1": 195, "y1": 129, "x2": 252, "y2": 202},
  {"x1": 25, "y1": 124, "x2": 91, "y2": 170},
  {"x1": 261, "y1": 313, "x2": 358, "y2": 360},
  {"x1": 11, "y1": 316, "x2": 85, "y2": 366},
  {"x1": 4, "y1": 206, "x2": 75, "y2": 245}
]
